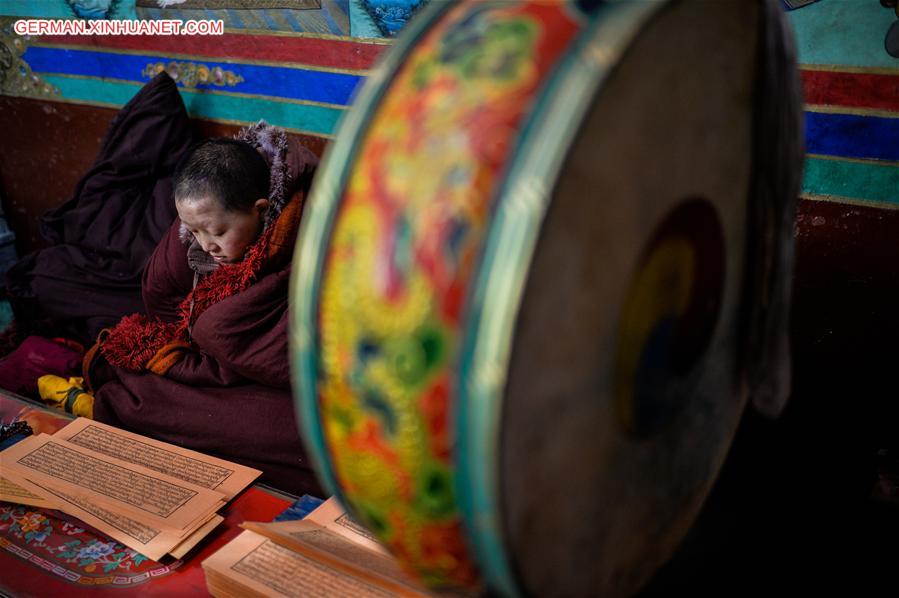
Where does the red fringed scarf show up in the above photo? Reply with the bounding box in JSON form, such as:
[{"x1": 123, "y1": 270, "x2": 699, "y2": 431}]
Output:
[{"x1": 100, "y1": 195, "x2": 301, "y2": 372}]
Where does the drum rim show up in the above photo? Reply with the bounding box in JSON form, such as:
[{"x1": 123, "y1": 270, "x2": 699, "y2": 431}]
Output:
[
  {"x1": 289, "y1": 0, "x2": 454, "y2": 518},
  {"x1": 452, "y1": 2, "x2": 670, "y2": 595}
]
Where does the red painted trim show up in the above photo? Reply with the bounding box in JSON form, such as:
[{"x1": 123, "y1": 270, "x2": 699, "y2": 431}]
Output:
[
  {"x1": 39, "y1": 33, "x2": 387, "y2": 71},
  {"x1": 802, "y1": 69, "x2": 899, "y2": 113}
]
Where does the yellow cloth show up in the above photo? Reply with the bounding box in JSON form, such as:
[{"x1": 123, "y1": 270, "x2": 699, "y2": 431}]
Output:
[{"x1": 37, "y1": 375, "x2": 94, "y2": 419}]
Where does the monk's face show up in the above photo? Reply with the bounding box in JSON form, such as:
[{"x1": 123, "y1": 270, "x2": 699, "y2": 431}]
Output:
[{"x1": 176, "y1": 195, "x2": 268, "y2": 264}]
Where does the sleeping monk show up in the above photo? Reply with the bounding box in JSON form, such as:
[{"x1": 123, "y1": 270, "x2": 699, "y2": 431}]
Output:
[
  {"x1": 175, "y1": 138, "x2": 272, "y2": 268},
  {"x1": 79, "y1": 121, "x2": 322, "y2": 496}
]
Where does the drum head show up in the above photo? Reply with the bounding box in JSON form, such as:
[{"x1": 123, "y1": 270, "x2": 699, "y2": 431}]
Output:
[{"x1": 500, "y1": 1, "x2": 757, "y2": 596}]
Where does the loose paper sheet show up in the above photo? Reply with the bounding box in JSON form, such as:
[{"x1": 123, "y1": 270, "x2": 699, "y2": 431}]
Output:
[
  {"x1": 0, "y1": 420, "x2": 254, "y2": 562},
  {"x1": 0, "y1": 474, "x2": 57, "y2": 509},
  {"x1": 203, "y1": 530, "x2": 399, "y2": 598},
  {"x1": 243, "y1": 520, "x2": 426, "y2": 596},
  {"x1": 1, "y1": 434, "x2": 225, "y2": 531},
  {"x1": 31, "y1": 479, "x2": 186, "y2": 561},
  {"x1": 2, "y1": 463, "x2": 223, "y2": 561},
  {"x1": 302, "y1": 496, "x2": 387, "y2": 555},
  {"x1": 55, "y1": 418, "x2": 260, "y2": 499},
  {"x1": 169, "y1": 514, "x2": 225, "y2": 560}
]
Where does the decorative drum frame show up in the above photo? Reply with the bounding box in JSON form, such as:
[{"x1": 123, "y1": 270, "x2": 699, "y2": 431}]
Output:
[{"x1": 291, "y1": 1, "x2": 802, "y2": 595}]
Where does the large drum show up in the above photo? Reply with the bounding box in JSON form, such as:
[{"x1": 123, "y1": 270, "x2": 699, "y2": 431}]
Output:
[{"x1": 291, "y1": 0, "x2": 802, "y2": 595}]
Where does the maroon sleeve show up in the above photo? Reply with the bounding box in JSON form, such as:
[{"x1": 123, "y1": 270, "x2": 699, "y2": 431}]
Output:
[
  {"x1": 190, "y1": 268, "x2": 292, "y2": 389},
  {"x1": 142, "y1": 218, "x2": 194, "y2": 323},
  {"x1": 162, "y1": 349, "x2": 247, "y2": 386}
]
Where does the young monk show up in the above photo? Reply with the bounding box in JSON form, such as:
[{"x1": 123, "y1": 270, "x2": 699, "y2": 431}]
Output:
[{"x1": 76, "y1": 122, "x2": 322, "y2": 496}]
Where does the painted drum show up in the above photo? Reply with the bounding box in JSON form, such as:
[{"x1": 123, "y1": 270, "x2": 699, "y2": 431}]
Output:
[{"x1": 291, "y1": 0, "x2": 803, "y2": 596}]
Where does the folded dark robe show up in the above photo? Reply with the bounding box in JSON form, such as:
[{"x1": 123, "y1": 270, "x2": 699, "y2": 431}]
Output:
[{"x1": 5, "y1": 72, "x2": 195, "y2": 344}]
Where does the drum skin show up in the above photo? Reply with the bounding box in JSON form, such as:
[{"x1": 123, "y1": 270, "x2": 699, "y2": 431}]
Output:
[{"x1": 290, "y1": 0, "x2": 802, "y2": 596}]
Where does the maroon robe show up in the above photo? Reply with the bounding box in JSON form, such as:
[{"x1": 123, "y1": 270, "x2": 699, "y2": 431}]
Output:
[
  {"x1": 6, "y1": 72, "x2": 195, "y2": 344},
  {"x1": 91, "y1": 214, "x2": 322, "y2": 497}
]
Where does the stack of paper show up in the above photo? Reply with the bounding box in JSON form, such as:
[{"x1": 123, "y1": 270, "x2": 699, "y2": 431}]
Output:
[
  {"x1": 0, "y1": 418, "x2": 260, "y2": 561},
  {"x1": 202, "y1": 497, "x2": 433, "y2": 597}
]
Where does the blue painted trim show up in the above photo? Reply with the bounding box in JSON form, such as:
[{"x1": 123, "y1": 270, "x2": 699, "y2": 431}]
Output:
[
  {"x1": 22, "y1": 46, "x2": 364, "y2": 107},
  {"x1": 38, "y1": 74, "x2": 343, "y2": 136},
  {"x1": 806, "y1": 110, "x2": 899, "y2": 162}
]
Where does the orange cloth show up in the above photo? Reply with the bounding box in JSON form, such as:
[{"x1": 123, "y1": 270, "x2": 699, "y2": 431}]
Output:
[{"x1": 145, "y1": 340, "x2": 191, "y2": 375}]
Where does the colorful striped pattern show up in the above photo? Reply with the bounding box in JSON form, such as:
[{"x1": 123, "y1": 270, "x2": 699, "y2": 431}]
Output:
[
  {"x1": 790, "y1": 2, "x2": 899, "y2": 209},
  {"x1": 7, "y1": 1, "x2": 896, "y2": 164},
  {"x1": 39, "y1": 32, "x2": 385, "y2": 70},
  {"x1": 0, "y1": 25, "x2": 388, "y2": 138},
  {"x1": 22, "y1": 46, "x2": 363, "y2": 106}
]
